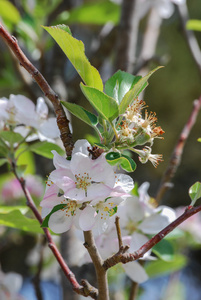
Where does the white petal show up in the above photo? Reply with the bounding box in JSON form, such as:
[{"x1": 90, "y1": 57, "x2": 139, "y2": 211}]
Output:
[
  {"x1": 156, "y1": 206, "x2": 176, "y2": 223},
  {"x1": 48, "y1": 209, "x2": 73, "y2": 233},
  {"x1": 115, "y1": 174, "x2": 134, "y2": 193},
  {"x1": 130, "y1": 232, "x2": 151, "y2": 258},
  {"x1": 79, "y1": 206, "x2": 96, "y2": 231},
  {"x1": 138, "y1": 214, "x2": 170, "y2": 234},
  {"x1": 41, "y1": 207, "x2": 52, "y2": 218},
  {"x1": 72, "y1": 139, "x2": 91, "y2": 156},
  {"x1": 123, "y1": 261, "x2": 148, "y2": 283},
  {"x1": 52, "y1": 150, "x2": 70, "y2": 169},
  {"x1": 3, "y1": 272, "x2": 23, "y2": 294},
  {"x1": 39, "y1": 118, "x2": 60, "y2": 138},
  {"x1": 36, "y1": 97, "x2": 48, "y2": 117}
]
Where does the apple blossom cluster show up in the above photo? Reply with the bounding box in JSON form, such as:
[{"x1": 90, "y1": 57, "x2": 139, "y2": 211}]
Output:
[
  {"x1": 0, "y1": 94, "x2": 60, "y2": 142},
  {"x1": 117, "y1": 98, "x2": 164, "y2": 167},
  {"x1": 73, "y1": 182, "x2": 176, "y2": 283},
  {"x1": 40, "y1": 139, "x2": 134, "y2": 234}
]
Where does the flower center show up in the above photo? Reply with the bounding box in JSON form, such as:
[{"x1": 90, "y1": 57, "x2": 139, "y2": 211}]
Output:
[{"x1": 75, "y1": 173, "x2": 92, "y2": 193}]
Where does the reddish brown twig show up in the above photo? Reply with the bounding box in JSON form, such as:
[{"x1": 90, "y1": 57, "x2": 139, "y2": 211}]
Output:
[
  {"x1": 155, "y1": 96, "x2": 201, "y2": 203},
  {"x1": 103, "y1": 204, "x2": 201, "y2": 270},
  {"x1": 0, "y1": 23, "x2": 73, "y2": 157},
  {"x1": 11, "y1": 162, "x2": 97, "y2": 299}
]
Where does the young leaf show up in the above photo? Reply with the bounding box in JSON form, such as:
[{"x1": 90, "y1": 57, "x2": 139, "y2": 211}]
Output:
[
  {"x1": 189, "y1": 181, "x2": 201, "y2": 206},
  {"x1": 43, "y1": 25, "x2": 103, "y2": 91},
  {"x1": 80, "y1": 83, "x2": 119, "y2": 121},
  {"x1": 61, "y1": 101, "x2": 98, "y2": 127},
  {"x1": 66, "y1": 0, "x2": 120, "y2": 25},
  {"x1": 119, "y1": 66, "x2": 163, "y2": 114},
  {"x1": 29, "y1": 141, "x2": 65, "y2": 159},
  {"x1": 41, "y1": 204, "x2": 67, "y2": 228},
  {"x1": 186, "y1": 20, "x2": 201, "y2": 32},
  {"x1": 145, "y1": 254, "x2": 187, "y2": 278},
  {"x1": 0, "y1": 208, "x2": 43, "y2": 233},
  {"x1": 152, "y1": 239, "x2": 174, "y2": 262},
  {"x1": 106, "y1": 152, "x2": 136, "y2": 172},
  {"x1": 0, "y1": 158, "x2": 8, "y2": 167},
  {"x1": 105, "y1": 70, "x2": 142, "y2": 104},
  {"x1": 0, "y1": 131, "x2": 24, "y2": 145}
]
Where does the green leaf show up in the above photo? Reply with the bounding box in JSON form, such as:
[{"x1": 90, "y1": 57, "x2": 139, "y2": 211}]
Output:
[
  {"x1": 152, "y1": 239, "x2": 174, "y2": 262},
  {"x1": 61, "y1": 101, "x2": 98, "y2": 127},
  {"x1": 15, "y1": 147, "x2": 35, "y2": 175},
  {"x1": 0, "y1": 131, "x2": 24, "y2": 145},
  {"x1": 186, "y1": 20, "x2": 201, "y2": 32},
  {"x1": 41, "y1": 204, "x2": 67, "y2": 228},
  {"x1": 80, "y1": 83, "x2": 119, "y2": 121},
  {"x1": 0, "y1": 0, "x2": 21, "y2": 24},
  {"x1": 119, "y1": 66, "x2": 163, "y2": 114},
  {"x1": 106, "y1": 152, "x2": 136, "y2": 172},
  {"x1": 105, "y1": 70, "x2": 142, "y2": 104},
  {"x1": 66, "y1": 0, "x2": 120, "y2": 25},
  {"x1": 43, "y1": 25, "x2": 103, "y2": 91},
  {"x1": 0, "y1": 138, "x2": 8, "y2": 156},
  {"x1": 189, "y1": 181, "x2": 201, "y2": 206},
  {"x1": 0, "y1": 206, "x2": 29, "y2": 214},
  {"x1": 0, "y1": 158, "x2": 8, "y2": 167},
  {"x1": 145, "y1": 255, "x2": 187, "y2": 278},
  {"x1": 29, "y1": 141, "x2": 65, "y2": 159},
  {"x1": 0, "y1": 208, "x2": 43, "y2": 234}
]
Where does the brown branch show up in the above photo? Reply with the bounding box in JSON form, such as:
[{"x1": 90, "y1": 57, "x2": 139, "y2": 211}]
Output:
[
  {"x1": 115, "y1": 0, "x2": 139, "y2": 73},
  {"x1": 0, "y1": 23, "x2": 73, "y2": 157},
  {"x1": 83, "y1": 231, "x2": 109, "y2": 300},
  {"x1": 115, "y1": 216, "x2": 123, "y2": 248},
  {"x1": 129, "y1": 281, "x2": 139, "y2": 300},
  {"x1": 103, "y1": 204, "x2": 201, "y2": 270},
  {"x1": 11, "y1": 163, "x2": 97, "y2": 299},
  {"x1": 155, "y1": 96, "x2": 201, "y2": 203}
]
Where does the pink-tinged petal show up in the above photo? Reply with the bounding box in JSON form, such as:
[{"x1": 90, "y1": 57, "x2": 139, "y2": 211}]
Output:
[
  {"x1": 41, "y1": 207, "x2": 52, "y2": 218},
  {"x1": 36, "y1": 97, "x2": 48, "y2": 118},
  {"x1": 39, "y1": 118, "x2": 60, "y2": 138},
  {"x1": 123, "y1": 261, "x2": 148, "y2": 283},
  {"x1": 72, "y1": 139, "x2": 91, "y2": 156},
  {"x1": 87, "y1": 184, "x2": 112, "y2": 201},
  {"x1": 48, "y1": 210, "x2": 73, "y2": 233},
  {"x1": 49, "y1": 169, "x2": 75, "y2": 186},
  {"x1": 64, "y1": 187, "x2": 86, "y2": 201},
  {"x1": 79, "y1": 206, "x2": 96, "y2": 231},
  {"x1": 138, "y1": 214, "x2": 170, "y2": 234},
  {"x1": 52, "y1": 150, "x2": 70, "y2": 169},
  {"x1": 90, "y1": 155, "x2": 115, "y2": 188},
  {"x1": 114, "y1": 174, "x2": 134, "y2": 193}
]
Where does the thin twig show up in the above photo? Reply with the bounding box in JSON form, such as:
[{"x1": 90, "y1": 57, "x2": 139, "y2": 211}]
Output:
[
  {"x1": 0, "y1": 23, "x2": 73, "y2": 157},
  {"x1": 129, "y1": 281, "x2": 139, "y2": 300},
  {"x1": 103, "y1": 204, "x2": 201, "y2": 270},
  {"x1": 83, "y1": 231, "x2": 109, "y2": 300},
  {"x1": 115, "y1": 216, "x2": 123, "y2": 248},
  {"x1": 155, "y1": 96, "x2": 201, "y2": 203},
  {"x1": 32, "y1": 237, "x2": 46, "y2": 300},
  {"x1": 11, "y1": 163, "x2": 97, "y2": 299}
]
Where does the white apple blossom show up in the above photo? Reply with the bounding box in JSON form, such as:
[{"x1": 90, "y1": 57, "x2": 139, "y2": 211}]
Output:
[
  {"x1": 41, "y1": 139, "x2": 134, "y2": 234},
  {"x1": 0, "y1": 95, "x2": 60, "y2": 142}
]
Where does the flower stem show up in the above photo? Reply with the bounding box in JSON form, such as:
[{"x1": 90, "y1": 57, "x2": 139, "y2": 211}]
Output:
[{"x1": 84, "y1": 231, "x2": 110, "y2": 300}]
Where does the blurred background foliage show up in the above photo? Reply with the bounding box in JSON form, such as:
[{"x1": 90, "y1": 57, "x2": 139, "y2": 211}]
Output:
[{"x1": 1, "y1": 0, "x2": 201, "y2": 299}]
